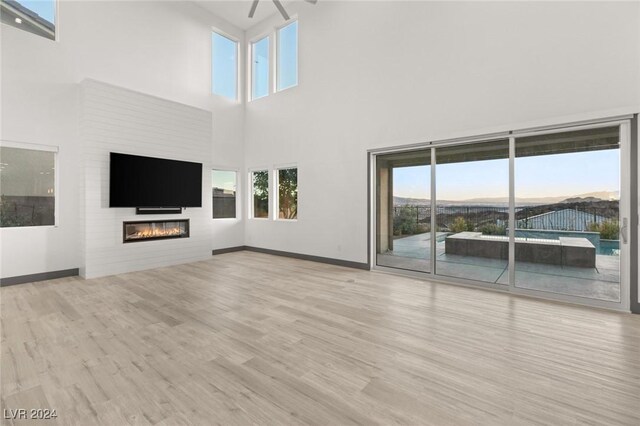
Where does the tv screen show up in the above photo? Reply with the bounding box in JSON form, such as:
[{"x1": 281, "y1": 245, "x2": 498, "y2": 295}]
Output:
[{"x1": 109, "y1": 153, "x2": 202, "y2": 208}]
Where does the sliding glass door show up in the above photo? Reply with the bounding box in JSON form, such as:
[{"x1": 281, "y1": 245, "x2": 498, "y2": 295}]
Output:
[
  {"x1": 434, "y1": 140, "x2": 510, "y2": 284},
  {"x1": 376, "y1": 149, "x2": 431, "y2": 272},
  {"x1": 373, "y1": 121, "x2": 630, "y2": 310},
  {"x1": 513, "y1": 126, "x2": 624, "y2": 303}
]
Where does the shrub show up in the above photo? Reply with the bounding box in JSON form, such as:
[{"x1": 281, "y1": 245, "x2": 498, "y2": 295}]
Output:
[
  {"x1": 450, "y1": 216, "x2": 471, "y2": 233},
  {"x1": 393, "y1": 206, "x2": 418, "y2": 235},
  {"x1": 588, "y1": 220, "x2": 619, "y2": 240},
  {"x1": 479, "y1": 223, "x2": 506, "y2": 236},
  {"x1": 416, "y1": 223, "x2": 430, "y2": 234}
]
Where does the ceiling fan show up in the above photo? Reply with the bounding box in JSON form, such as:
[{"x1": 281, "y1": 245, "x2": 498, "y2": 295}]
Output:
[{"x1": 249, "y1": 0, "x2": 317, "y2": 21}]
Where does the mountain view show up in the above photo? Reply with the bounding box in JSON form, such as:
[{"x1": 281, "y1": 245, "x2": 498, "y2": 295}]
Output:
[{"x1": 394, "y1": 190, "x2": 620, "y2": 206}]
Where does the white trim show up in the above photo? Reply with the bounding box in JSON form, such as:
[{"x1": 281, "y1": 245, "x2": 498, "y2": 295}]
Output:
[
  {"x1": 0, "y1": 141, "x2": 59, "y2": 228},
  {"x1": 54, "y1": 0, "x2": 59, "y2": 42},
  {"x1": 637, "y1": 116, "x2": 640, "y2": 307},
  {"x1": 248, "y1": 168, "x2": 270, "y2": 220},
  {"x1": 0, "y1": 140, "x2": 58, "y2": 152},
  {"x1": 275, "y1": 18, "x2": 299, "y2": 93},
  {"x1": 369, "y1": 153, "x2": 376, "y2": 270},
  {"x1": 211, "y1": 168, "x2": 240, "y2": 220},
  {"x1": 508, "y1": 137, "x2": 515, "y2": 288},
  {"x1": 619, "y1": 122, "x2": 631, "y2": 310},
  {"x1": 249, "y1": 33, "x2": 271, "y2": 102},
  {"x1": 274, "y1": 165, "x2": 298, "y2": 221},
  {"x1": 430, "y1": 148, "x2": 436, "y2": 274},
  {"x1": 211, "y1": 29, "x2": 240, "y2": 102},
  {"x1": 54, "y1": 146, "x2": 59, "y2": 227},
  {"x1": 273, "y1": 162, "x2": 297, "y2": 170}
]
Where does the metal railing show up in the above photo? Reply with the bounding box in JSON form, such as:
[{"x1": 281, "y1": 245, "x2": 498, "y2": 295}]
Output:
[{"x1": 393, "y1": 203, "x2": 619, "y2": 233}]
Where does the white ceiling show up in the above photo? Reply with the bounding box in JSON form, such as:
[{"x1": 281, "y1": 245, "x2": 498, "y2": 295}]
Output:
[{"x1": 194, "y1": 0, "x2": 298, "y2": 30}]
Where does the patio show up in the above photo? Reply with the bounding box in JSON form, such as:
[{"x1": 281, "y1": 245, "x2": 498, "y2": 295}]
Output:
[{"x1": 376, "y1": 232, "x2": 621, "y2": 302}]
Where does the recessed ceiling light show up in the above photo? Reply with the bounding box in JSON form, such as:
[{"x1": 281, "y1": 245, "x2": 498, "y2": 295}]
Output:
[{"x1": 15, "y1": 17, "x2": 22, "y2": 24}]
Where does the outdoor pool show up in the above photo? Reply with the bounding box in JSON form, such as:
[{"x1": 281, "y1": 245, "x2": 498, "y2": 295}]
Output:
[{"x1": 514, "y1": 230, "x2": 619, "y2": 256}]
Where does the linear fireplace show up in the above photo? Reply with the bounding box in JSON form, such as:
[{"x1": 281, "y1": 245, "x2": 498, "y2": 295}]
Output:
[{"x1": 123, "y1": 219, "x2": 189, "y2": 243}]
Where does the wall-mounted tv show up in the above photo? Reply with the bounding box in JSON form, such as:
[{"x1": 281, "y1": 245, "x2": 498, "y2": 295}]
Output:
[{"x1": 109, "y1": 153, "x2": 202, "y2": 208}]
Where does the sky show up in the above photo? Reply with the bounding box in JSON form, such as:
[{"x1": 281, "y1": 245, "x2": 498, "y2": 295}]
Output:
[
  {"x1": 252, "y1": 37, "x2": 270, "y2": 99},
  {"x1": 251, "y1": 21, "x2": 298, "y2": 99},
  {"x1": 212, "y1": 32, "x2": 238, "y2": 100},
  {"x1": 278, "y1": 21, "x2": 298, "y2": 90},
  {"x1": 16, "y1": 0, "x2": 55, "y2": 24},
  {"x1": 393, "y1": 149, "x2": 620, "y2": 201},
  {"x1": 212, "y1": 170, "x2": 236, "y2": 192}
]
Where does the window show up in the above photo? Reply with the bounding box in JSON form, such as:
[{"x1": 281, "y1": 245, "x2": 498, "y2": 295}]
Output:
[
  {"x1": 0, "y1": 145, "x2": 56, "y2": 227},
  {"x1": 251, "y1": 36, "x2": 269, "y2": 100},
  {"x1": 212, "y1": 170, "x2": 237, "y2": 219},
  {"x1": 276, "y1": 167, "x2": 297, "y2": 220},
  {"x1": 1, "y1": 0, "x2": 56, "y2": 40},
  {"x1": 277, "y1": 21, "x2": 298, "y2": 91},
  {"x1": 211, "y1": 31, "x2": 238, "y2": 100},
  {"x1": 251, "y1": 170, "x2": 269, "y2": 218}
]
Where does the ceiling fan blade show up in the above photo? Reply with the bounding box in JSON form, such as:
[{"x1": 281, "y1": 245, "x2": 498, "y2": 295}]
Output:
[
  {"x1": 272, "y1": 0, "x2": 290, "y2": 20},
  {"x1": 305, "y1": 0, "x2": 318, "y2": 4},
  {"x1": 248, "y1": 0, "x2": 259, "y2": 18}
]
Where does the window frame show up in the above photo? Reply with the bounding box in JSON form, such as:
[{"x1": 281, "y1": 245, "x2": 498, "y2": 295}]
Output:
[
  {"x1": 249, "y1": 168, "x2": 270, "y2": 220},
  {"x1": 274, "y1": 165, "x2": 298, "y2": 221},
  {"x1": 0, "y1": 0, "x2": 58, "y2": 41},
  {"x1": 249, "y1": 34, "x2": 271, "y2": 101},
  {"x1": 211, "y1": 168, "x2": 239, "y2": 220},
  {"x1": 211, "y1": 28, "x2": 240, "y2": 102},
  {"x1": 275, "y1": 19, "x2": 298, "y2": 93},
  {"x1": 0, "y1": 140, "x2": 59, "y2": 229}
]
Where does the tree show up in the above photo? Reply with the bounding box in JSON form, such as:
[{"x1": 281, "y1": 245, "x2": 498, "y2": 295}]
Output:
[
  {"x1": 253, "y1": 171, "x2": 269, "y2": 217},
  {"x1": 278, "y1": 168, "x2": 297, "y2": 219}
]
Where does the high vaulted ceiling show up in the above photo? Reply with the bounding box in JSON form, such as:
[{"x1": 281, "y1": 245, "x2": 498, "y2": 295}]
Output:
[{"x1": 194, "y1": 0, "x2": 298, "y2": 30}]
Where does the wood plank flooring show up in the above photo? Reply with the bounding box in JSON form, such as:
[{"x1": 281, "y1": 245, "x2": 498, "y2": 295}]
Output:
[{"x1": 1, "y1": 251, "x2": 639, "y2": 425}]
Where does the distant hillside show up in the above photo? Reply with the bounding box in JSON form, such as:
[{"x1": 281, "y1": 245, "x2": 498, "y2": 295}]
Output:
[
  {"x1": 394, "y1": 196, "x2": 430, "y2": 206},
  {"x1": 561, "y1": 191, "x2": 619, "y2": 203},
  {"x1": 562, "y1": 196, "x2": 602, "y2": 204},
  {"x1": 393, "y1": 190, "x2": 619, "y2": 206}
]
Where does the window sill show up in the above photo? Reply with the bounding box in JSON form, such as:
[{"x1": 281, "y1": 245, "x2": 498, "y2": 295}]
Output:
[
  {"x1": 0, "y1": 224, "x2": 59, "y2": 230},
  {"x1": 211, "y1": 93, "x2": 240, "y2": 103},
  {"x1": 275, "y1": 83, "x2": 298, "y2": 94}
]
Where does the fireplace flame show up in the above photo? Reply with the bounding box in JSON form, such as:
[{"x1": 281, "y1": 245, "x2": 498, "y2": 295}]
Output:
[{"x1": 130, "y1": 226, "x2": 182, "y2": 239}]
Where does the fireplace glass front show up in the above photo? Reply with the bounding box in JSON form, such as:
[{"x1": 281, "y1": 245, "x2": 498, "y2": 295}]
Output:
[{"x1": 123, "y1": 219, "x2": 189, "y2": 243}]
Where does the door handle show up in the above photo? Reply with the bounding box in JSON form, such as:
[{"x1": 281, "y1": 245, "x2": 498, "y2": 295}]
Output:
[{"x1": 620, "y1": 217, "x2": 628, "y2": 244}]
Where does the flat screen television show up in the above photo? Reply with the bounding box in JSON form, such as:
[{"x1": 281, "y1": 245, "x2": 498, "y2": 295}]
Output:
[{"x1": 109, "y1": 152, "x2": 202, "y2": 208}]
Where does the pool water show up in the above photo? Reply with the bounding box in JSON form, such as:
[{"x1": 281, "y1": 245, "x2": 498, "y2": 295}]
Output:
[
  {"x1": 505, "y1": 230, "x2": 620, "y2": 256},
  {"x1": 599, "y1": 240, "x2": 620, "y2": 256}
]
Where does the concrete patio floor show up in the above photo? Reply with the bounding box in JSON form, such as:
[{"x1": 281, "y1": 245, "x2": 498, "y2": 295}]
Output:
[{"x1": 376, "y1": 232, "x2": 621, "y2": 302}]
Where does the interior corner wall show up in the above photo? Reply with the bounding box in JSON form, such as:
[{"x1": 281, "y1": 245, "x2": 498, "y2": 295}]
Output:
[
  {"x1": 0, "y1": 1, "x2": 245, "y2": 279},
  {"x1": 243, "y1": 1, "x2": 640, "y2": 297}
]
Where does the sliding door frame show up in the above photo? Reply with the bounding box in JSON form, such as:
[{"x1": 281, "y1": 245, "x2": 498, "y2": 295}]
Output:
[{"x1": 369, "y1": 116, "x2": 632, "y2": 312}]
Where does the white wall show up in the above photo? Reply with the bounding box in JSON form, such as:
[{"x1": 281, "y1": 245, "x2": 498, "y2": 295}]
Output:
[
  {"x1": 1, "y1": 1, "x2": 245, "y2": 278},
  {"x1": 244, "y1": 1, "x2": 640, "y2": 264}
]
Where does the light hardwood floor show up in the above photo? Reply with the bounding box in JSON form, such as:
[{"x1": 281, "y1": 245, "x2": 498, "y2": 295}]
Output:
[{"x1": 1, "y1": 251, "x2": 639, "y2": 425}]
